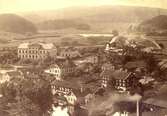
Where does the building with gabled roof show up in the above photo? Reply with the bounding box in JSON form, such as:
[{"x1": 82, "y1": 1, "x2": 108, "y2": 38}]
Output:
[
  {"x1": 0, "y1": 70, "x2": 23, "y2": 83},
  {"x1": 59, "y1": 47, "x2": 81, "y2": 59},
  {"x1": 111, "y1": 70, "x2": 137, "y2": 92},
  {"x1": 44, "y1": 59, "x2": 76, "y2": 80},
  {"x1": 101, "y1": 62, "x2": 115, "y2": 72},
  {"x1": 100, "y1": 69, "x2": 115, "y2": 88},
  {"x1": 51, "y1": 79, "x2": 93, "y2": 106},
  {"x1": 74, "y1": 53, "x2": 99, "y2": 65},
  {"x1": 17, "y1": 42, "x2": 57, "y2": 60}
]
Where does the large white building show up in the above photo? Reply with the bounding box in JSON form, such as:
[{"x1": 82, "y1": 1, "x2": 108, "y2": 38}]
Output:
[
  {"x1": 44, "y1": 59, "x2": 76, "y2": 80},
  {"x1": 17, "y1": 42, "x2": 57, "y2": 60}
]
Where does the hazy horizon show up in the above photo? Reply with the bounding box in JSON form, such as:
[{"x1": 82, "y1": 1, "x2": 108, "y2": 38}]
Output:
[{"x1": 0, "y1": 0, "x2": 167, "y2": 14}]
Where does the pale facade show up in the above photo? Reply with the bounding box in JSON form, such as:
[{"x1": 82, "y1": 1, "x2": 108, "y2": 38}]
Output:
[
  {"x1": 0, "y1": 73, "x2": 10, "y2": 83},
  {"x1": 18, "y1": 42, "x2": 57, "y2": 60},
  {"x1": 44, "y1": 60, "x2": 76, "y2": 80}
]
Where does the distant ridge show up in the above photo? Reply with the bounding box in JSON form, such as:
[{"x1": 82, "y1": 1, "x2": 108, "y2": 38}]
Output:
[
  {"x1": 139, "y1": 15, "x2": 167, "y2": 30},
  {"x1": 37, "y1": 19, "x2": 91, "y2": 30},
  {"x1": 0, "y1": 14, "x2": 37, "y2": 34},
  {"x1": 20, "y1": 5, "x2": 167, "y2": 31},
  {"x1": 22, "y1": 5, "x2": 167, "y2": 23}
]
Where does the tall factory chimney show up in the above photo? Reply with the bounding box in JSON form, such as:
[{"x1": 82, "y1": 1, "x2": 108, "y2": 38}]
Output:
[{"x1": 136, "y1": 100, "x2": 142, "y2": 116}]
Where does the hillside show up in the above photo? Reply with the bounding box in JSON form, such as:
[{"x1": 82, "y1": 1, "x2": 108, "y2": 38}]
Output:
[
  {"x1": 37, "y1": 19, "x2": 91, "y2": 31},
  {"x1": 21, "y1": 5, "x2": 167, "y2": 32},
  {"x1": 0, "y1": 14, "x2": 37, "y2": 34},
  {"x1": 22, "y1": 6, "x2": 167, "y2": 23},
  {"x1": 139, "y1": 15, "x2": 167, "y2": 30}
]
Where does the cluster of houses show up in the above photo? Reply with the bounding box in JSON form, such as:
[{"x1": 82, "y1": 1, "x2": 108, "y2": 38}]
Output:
[{"x1": 0, "y1": 37, "x2": 166, "y2": 116}]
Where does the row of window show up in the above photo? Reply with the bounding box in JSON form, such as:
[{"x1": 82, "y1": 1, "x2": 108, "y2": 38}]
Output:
[
  {"x1": 19, "y1": 55, "x2": 39, "y2": 59},
  {"x1": 18, "y1": 49, "x2": 47, "y2": 54},
  {"x1": 67, "y1": 97, "x2": 75, "y2": 102},
  {"x1": 64, "y1": 68, "x2": 74, "y2": 73},
  {"x1": 49, "y1": 68, "x2": 74, "y2": 74},
  {"x1": 54, "y1": 74, "x2": 59, "y2": 78},
  {"x1": 58, "y1": 87, "x2": 71, "y2": 92},
  {"x1": 116, "y1": 79, "x2": 129, "y2": 83},
  {"x1": 102, "y1": 77, "x2": 110, "y2": 81},
  {"x1": 102, "y1": 80, "x2": 107, "y2": 84},
  {"x1": 50, "y1": 69, "x2": 60, "y2": 73},
  {"x1": 61, "y1": 53, "x2": 77, "y2": 57},
  {"x1": 102, "y1": 66, "x2": 115, "y2": 71},
  {"x1": 115, "y1": 82, "x2": 127, "y2": 87}
]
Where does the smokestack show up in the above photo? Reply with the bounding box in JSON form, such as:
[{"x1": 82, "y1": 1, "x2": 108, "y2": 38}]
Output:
[{"x1": 136, "y1": 100, "x2": 142, "y2": 116}]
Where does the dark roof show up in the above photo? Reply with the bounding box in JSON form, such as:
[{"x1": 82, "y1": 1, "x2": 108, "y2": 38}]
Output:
[
  {"x1": 83, "y1": 53, "x2": 98, "y2": 57},
  {"x1": 111, "y1": 70, "x2": 132, "y2": 80},
  {"x1": 72, "y1": 89, "x2": 92, "y2": 98},
  {"x1": 100, "y1": 70, "x2": 115, "y2": 77},
  {"x1": 125, "y1": 61, "x2": 146, "y2": 69},
  {"x1": 50, "y1": 59, "x2": 76, "y2": 68},
  {"x1": 144, "y1": 98, "x2": 167, "y2": 108},
  {"x1": 60, "y1": 47, "x2": 78, "y2": 52},
  {"x1": 51, "y1": 79, "x2": 81, "y2": 90},
  {"x1": 53, "y1": 95, "x2": 67, "y2": 102},
  {"x1": 28, "y1": 43, "x2": 42, "y2": 48},
  {"x1": 6, "y1": 71, "x2": 22, "y2": 77}
]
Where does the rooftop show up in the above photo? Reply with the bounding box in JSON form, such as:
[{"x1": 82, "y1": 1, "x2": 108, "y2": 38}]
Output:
[
  {"x1": 18, "y1": 42, "x2": 55, "y2": 49},
  {"x1": 124, "y1": 60, "x2": 147, "y2": 69},
  {"x1": 50, "y1": 59, "x2": 76, "y2": 68},
  {"x1": 144, "y1": 98, "x2": 167, "y2": 108},
  {"x1": 111, "y1": 70, "x2": 132, "y2": 80},
  {"x1": 6, "y1": 71, "x2": 22, "y2": 77},
  {"x1": 51, "y1": 78, "x2": 81, "y2": 90}
]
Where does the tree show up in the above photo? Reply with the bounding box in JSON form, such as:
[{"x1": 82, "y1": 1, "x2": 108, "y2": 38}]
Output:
[
  {"x1": 0, "y1": 75, "x2": 53, "y2": 116},
  {"x1": 7, "y1": 96, "x2": 41, "y2": 116}
]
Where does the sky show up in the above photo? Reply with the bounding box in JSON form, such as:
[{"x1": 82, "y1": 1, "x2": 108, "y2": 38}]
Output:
[{"x1": 0, "y1": 0, "x2": 167, "y2": 13}]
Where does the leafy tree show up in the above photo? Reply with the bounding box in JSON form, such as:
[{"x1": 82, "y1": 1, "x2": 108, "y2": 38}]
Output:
[
  {"x1": 6, "y1": 96, "x2": 41, "y2": 116},
  {"x1": 0, "y1": 75, "x2": 53, "y2": 116}
]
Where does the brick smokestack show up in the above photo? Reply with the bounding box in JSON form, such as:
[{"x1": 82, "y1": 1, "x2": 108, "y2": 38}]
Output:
[{"x1": 136, "y1": 100, "x2": 142, "y2": 116}]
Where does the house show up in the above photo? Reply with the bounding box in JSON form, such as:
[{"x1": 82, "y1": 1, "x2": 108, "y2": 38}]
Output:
[
  {"x1": 51, "y1": 80, "x2": 79, "y2": 106},
  {"x1": 0, "y1": 71, "x2": 23, "y2": 83},
  {"x1": 51, "y1": 79, "x2": 92, "y2": 115},
  {"x1": 18, "y1": 42, "x2": 57, "y2": 60},
  {"x1": 78, "y1": 63, "x2": 94, "y2": 73},
  {"x1": 101, "y1": 62, "x2": 115, "y2": 71},
  {"x1": 74, "y1": 53, "x2": 99, "y2": 65},
  {"x1": 0, "y1": 73, "x2": 10, "y2": 83},
  {"x1": 139, "y1": 75, "x2": 154, "y2": 85},
  {"x1": 44, "y1": 59, "x2": 76, "y2": 80},
  {"x1": 51, "y1": 95, "x2": 70, "y2": 116},
  {"x1": 59, "y1": 47, "x2": 81, "y2": 59},
  {"x1": 111, "y1": 70, "x2": 137, "y2": 92},
  {"x1": 129, "y1": 99, "x2": 167, "y2": 116},
  {"x1": 51, "y1": 79, "x2": 92, "y2": 105},
  {"x1": 124, "y1": 60, "x2": 147, "y2": 72},
  {"x1": 100, "y1": 70, "x2": 115, "y2": 88}
]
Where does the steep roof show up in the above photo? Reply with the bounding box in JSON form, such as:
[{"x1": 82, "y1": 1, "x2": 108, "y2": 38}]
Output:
[
  {"x1": 111, "y1": 70, "x2": 132, "y2": 80},
  {"x1": 6, "y1": 71, "x2": 22, "y2": 77},
  {"x1": 100, "y1": 70, "x2": 115, "y2": 77},
  {"x1": 50, "y1": 59, "x2": 76, "y2": 68},
  {"x1": 51, "y1": 79, "x2": 81, "y2": 90},
  {"x1": 18, "y1": 42, "x2": 55, "y2": 49},
  {"x1": 144, "y1": 98, "x2": 167, "y2": 108},
  {"x1": 60, "y1": 47, "x2": 78, "y2": 52},
  {"x1": 124, "y1": 60, "x2": 147, "y2": 69}
]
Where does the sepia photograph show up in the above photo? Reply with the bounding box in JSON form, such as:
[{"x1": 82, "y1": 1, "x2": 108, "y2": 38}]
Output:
[{"x1": 0, "y1": 0, "x2": 167, "y2": 116}]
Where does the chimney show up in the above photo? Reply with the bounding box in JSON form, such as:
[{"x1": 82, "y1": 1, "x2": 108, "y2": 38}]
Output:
[{"x1": 136, "y1": 100, "x2": 142, "y2": 116}]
